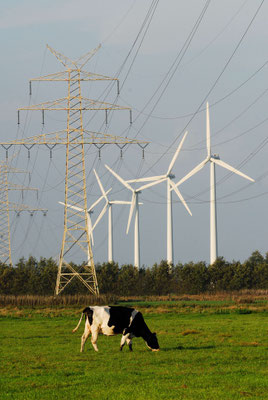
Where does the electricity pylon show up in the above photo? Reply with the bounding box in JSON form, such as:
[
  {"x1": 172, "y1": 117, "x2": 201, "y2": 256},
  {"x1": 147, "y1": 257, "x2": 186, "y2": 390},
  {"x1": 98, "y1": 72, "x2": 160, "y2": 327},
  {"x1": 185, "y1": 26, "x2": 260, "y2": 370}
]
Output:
[
  {"x1": 14, "y1": 44, "x2": 148, "y2": 296},
  {"x1": 0, "y1": 160, "x2": 47, "y2": 265}
]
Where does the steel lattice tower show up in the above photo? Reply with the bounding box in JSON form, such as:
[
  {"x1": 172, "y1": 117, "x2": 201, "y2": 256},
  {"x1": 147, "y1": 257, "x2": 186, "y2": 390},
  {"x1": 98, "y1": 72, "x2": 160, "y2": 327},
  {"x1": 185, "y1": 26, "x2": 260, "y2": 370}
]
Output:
[
  {"x1": 57, "y1": 66, "x2": 97, "y2": 296},
  {"x1": 16, "y1": 44, "x2": 141, "y2": 295},
  {"x1": 0, "y1": 160, "x2": 47, "y2": 265},
  {"x1": 0, "y1": 162, "x2": 12, "y2": 265}
]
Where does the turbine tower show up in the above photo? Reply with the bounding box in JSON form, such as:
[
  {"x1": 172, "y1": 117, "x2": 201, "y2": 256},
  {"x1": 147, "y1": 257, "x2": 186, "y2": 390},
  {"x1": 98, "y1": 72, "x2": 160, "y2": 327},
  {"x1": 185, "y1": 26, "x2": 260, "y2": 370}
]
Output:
[
  {"x1": 126, "y1": 131, "x2": 192, "y2": 266},
  {"x1": 17, "y1": 44, "x2": 134, "y2": 296},
  {"x1": 174, "y1": 102, "x2": 254, "y2": 265},
  {"x1": 105, "y1": 165, "x2": 155, "y2": 269},
  {"x1": 92, "y1": 169, "x2": 133, "y2": 263}
]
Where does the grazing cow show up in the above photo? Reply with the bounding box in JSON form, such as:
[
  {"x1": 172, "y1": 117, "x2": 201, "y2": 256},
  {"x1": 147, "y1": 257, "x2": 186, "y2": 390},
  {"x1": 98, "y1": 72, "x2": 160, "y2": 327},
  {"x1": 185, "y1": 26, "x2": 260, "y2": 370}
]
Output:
[{"x1": 72, "y1": 306, "x2": 159, "y2": 352}]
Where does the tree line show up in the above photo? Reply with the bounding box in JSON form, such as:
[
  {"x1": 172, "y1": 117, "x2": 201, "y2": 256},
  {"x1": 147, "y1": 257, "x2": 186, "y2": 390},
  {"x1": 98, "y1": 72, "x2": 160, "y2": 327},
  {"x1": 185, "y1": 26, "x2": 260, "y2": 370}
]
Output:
[{"x1": 0, "y1": 250, "x2": 267, "y2": 296}]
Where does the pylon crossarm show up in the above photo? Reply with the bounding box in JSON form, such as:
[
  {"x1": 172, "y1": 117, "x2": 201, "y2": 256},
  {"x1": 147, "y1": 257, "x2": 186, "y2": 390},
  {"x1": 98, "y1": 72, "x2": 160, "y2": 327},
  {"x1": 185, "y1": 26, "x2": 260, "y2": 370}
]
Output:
[
  {"x1": 6, "y1": 202, "x2": 47, "y2": 213},
  {"x1": 0, "y1": 131, "x2": 67, "y2": 146},
  {"x1": 31, "y1": 70, "x2": 118, "y2": 82},
  {"x1": 81, "y1": 97, "x2": 130, "y2": 110},
  {"x1": 19, "y1": 97, "x2": 66, "y2": 111},
  {"x1": 31, "y1": 72, "x2": 69, "y2": 81},
  {"x1": 7, "y1": 184, "x2": 38, "y2": 192},
  {"x1": 19, "y1": 97, "x2": 130, "y2": 111},
  {"x1": 0, "y1": 130, "x2": 148, "y2": 147},
  {"x1": 80, "y1": 71, "x2": 118, "y2": 81},
  {"x1": 0, "y1": 163, "x2": 29, "y2": 174}
]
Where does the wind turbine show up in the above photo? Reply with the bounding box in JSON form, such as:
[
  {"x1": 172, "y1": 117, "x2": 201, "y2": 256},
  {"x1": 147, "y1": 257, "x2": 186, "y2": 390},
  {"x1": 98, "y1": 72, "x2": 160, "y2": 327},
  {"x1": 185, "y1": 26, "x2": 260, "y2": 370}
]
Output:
[
  {"x1": 58, "y1": 187, "x2": 112, "y2": 264},
  {"x1": 105, "y1": 165, "x2": 157, "y2": 269},
  {"x1": 124, "y1": 130, "x2": 192, "y2": 266},
  {"x1": 92, "y1": 169, "x2": 133, "y2": 263},
  {"x1": 174, "y1": 102, "x2": 254, "y2": 265}
]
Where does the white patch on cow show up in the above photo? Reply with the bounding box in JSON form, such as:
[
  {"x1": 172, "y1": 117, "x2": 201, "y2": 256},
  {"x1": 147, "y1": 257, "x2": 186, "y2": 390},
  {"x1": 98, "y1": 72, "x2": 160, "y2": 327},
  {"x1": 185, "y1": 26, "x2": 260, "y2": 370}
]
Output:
[
  {"x1": 90, "y1": 306, "x2": 114, "y2": 336},
  {"x1": 130, "y1": 309, "x2": 138, "y2": 328}
]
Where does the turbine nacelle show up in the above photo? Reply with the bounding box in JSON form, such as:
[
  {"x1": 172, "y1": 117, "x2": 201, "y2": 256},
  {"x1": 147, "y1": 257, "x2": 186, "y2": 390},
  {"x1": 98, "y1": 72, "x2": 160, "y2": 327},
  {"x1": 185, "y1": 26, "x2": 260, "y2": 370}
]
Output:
[{"x1": 211, "y1": 154, "x2": 220, "y2": 160}]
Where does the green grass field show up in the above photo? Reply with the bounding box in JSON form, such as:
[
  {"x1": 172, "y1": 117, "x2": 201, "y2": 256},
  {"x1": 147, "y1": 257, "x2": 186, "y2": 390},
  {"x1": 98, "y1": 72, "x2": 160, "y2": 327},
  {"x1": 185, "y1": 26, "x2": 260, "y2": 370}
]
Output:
[{"x1": 0, "y1": 300, "x2": 267, "y2": 399}]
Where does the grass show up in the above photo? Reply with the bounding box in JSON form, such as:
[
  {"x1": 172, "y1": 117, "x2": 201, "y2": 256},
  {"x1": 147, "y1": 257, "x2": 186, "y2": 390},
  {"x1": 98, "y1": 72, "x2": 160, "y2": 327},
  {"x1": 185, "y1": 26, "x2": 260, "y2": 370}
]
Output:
[{"x1": 0, "y1": 299, "x2": 268, "y2": 399}]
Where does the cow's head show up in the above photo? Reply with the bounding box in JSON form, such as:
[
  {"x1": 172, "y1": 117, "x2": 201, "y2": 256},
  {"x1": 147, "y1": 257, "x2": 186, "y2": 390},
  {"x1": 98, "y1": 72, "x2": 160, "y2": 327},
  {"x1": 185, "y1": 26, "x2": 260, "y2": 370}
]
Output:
[{"x1": 146, "y1": 332, "x2": 159, "y2": 351}]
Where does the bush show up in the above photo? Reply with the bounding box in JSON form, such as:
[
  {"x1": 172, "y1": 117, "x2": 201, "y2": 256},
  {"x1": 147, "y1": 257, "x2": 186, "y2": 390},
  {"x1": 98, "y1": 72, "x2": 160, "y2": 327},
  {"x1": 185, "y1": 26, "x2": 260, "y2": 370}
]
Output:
[{"x1": 0, "y1": 250, "x2": 267, "y2": 296}]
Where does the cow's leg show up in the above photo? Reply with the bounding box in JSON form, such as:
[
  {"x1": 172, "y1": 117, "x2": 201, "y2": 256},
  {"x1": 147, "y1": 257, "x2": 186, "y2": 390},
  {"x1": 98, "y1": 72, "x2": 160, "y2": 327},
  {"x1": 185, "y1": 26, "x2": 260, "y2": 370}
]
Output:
[
  {"x1": 120, "y1": 333, "x2": 130, "y2": 351},
  {"x1": 126, "y1": 336, "x2": 133, "y2": 352},
  {"x1": 80, "y1": 320, "x2": 91, "y2": 352},
  {"x1": 91, "y1": 327, "x2": 99, "y2": 352}
]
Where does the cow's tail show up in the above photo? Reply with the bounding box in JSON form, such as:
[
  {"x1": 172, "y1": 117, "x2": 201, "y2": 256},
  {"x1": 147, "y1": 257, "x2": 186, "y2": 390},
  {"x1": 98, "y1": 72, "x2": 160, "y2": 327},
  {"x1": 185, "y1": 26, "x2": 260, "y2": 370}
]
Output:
[{"x1": 72, "y1": 312, "x2": 84, "y2": 333}]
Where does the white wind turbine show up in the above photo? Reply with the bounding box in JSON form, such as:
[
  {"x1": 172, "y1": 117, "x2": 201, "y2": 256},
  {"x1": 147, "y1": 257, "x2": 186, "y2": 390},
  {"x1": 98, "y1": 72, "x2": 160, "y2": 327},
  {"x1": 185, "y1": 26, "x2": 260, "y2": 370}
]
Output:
[
  {"x1": 92, "y1": 169, "x2": 133, "y2": 263},
  {"x1": 105, "y1": 165, "x2": 160, "y2": 269},
  {"x1": 173, "y1": 102, "x2": 255, "y2": 265},
  {"x1": 58, "y1": 187, "x2": 112, "y2": 264},
  {"x1": 107, "y1": 130, "x2": 192, "y2": 267}
]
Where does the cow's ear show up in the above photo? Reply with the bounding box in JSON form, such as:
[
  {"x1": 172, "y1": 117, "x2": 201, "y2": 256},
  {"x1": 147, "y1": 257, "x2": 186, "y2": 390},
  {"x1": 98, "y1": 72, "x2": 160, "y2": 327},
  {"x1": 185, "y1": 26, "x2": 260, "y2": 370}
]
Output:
[{"x1": 153, "y1": 332, "x2": 156, "y2": 336}]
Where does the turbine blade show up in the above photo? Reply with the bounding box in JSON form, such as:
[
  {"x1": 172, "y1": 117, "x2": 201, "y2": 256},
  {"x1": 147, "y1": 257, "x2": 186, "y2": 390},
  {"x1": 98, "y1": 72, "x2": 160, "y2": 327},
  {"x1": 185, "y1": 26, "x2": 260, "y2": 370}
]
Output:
[
  {"x1": 213, "y1": 159, "x2": 255, "y2": 182},
  {"x1": 92, "y1": 203, "x2": 108, "y2": 231},
  {"x1": 126, "y1": 193, "x2": 136, "y2": 234},
  {"x1": 86, "y1": 213, "x2": 94, "y2": 246},
  {"x1": 127, "y1": 175, "x2": 165, "y2": 183},
  {"x1": 59, "y1": 201, "x2": 95, "y2": 242},
  {"x1": 206, "y1": 102, "x2": 211, "y2": 157},
  {"x1": 175, "y1": 159, "x2": 208, "y2": 187},
  {"x1": 110, "y1": 200, "x2": 143, "y2": 205},
  {"x1": 167, "y1": 130, "x2": 189, "y2": 175},
  {"x1": 169, "y1": 180, "x2": 192, "y2": 216},
  {"x1": 94, "y1": 169, "x2": 108, "y2": 199},
  {"x1": 105, "y1": 164, "x2": 134, "y2": 192},
  {"x1": 88, "y1": 188, "x2": 112, "y2": 211},
  {"x1": 58, "y1": 201, "x2": 83, "y2": 212},
  {"x1": 110, "y1": 200, "x2": 132, "y2": 205},
  {"x1": 137, "y1": 178, "x2": 166, "y2": 191}
]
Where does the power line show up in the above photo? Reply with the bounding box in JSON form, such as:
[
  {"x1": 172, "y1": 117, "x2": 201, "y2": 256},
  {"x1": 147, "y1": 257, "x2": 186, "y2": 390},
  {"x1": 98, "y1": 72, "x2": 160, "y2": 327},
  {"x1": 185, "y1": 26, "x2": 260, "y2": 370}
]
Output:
[
  {"x1": 138, "y1": 0, "x2": 265, "y2": 179},
  {"x1": 125, "y1": 0, "x2": 212, "y2": 136},
  {"x1": 186, "y1": 86, "x2": 268, "y2": 152},
  {"x1": 120, "y1": 58, "x2": 268, "y2": 121}
]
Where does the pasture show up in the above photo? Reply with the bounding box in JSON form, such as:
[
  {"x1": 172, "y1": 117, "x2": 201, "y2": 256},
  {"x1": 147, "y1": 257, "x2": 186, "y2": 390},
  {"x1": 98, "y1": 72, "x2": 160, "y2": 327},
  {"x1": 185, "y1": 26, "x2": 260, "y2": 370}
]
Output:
[{"x1": 0, "y1": 297, "x2": 267, "y2": 399}]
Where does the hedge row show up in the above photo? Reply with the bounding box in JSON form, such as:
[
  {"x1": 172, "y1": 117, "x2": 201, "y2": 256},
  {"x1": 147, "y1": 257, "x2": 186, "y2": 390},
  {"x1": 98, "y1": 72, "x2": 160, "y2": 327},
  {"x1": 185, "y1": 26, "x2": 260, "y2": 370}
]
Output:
[{"x1": 0, "y1": 250, "x2": 267, "y2": 296}]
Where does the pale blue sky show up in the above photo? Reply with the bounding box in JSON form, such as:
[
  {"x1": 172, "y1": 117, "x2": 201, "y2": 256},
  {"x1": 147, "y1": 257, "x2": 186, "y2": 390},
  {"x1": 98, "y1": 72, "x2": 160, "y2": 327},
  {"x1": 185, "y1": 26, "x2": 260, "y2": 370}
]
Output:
[{"x1": 0, "y1": 0, "x2": 267, "y2": 266}]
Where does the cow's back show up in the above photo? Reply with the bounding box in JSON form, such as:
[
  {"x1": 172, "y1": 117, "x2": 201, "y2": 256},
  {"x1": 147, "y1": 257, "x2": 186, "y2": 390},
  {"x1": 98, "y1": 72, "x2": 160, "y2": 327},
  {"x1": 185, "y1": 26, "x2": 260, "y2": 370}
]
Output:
[{"x1": 107, "y1": 306, "x2": 135, "y2": 334}]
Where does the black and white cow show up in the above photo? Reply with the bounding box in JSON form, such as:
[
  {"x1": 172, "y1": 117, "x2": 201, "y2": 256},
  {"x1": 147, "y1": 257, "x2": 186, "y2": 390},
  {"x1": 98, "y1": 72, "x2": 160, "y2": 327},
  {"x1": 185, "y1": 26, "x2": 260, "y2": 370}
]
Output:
[{"x1": 72, "y1": 306, "x2": 159, "y2": 352}]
